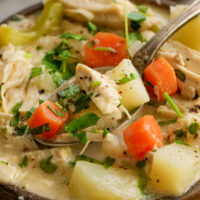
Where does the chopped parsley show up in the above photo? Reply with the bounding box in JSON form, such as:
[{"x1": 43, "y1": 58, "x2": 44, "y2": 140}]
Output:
[
  {"x1": 0, "y1": 84, "x2": 2, "y2": 101},
  {"x1": 89, "y1": 81, "x2": 102, "y2": 90},
  {"x1": 42, "y1": 39, "x2": 78, "y2": 87},
  {"x1": 57, "y1": 84, "x2": 80, "y2": 99},
  {"x1": 87, "y1": 40, "x2": 95, "y2": 48},
  {"x1": 128, "y1": 11, "x2": 146, "y2": 31},
  {"x1": 158, "y1": 119, "x2": 177, "y2": 126},
  {"x1": 94, "y1": 47, "x2": 117, "y2": 53},
  {"x1": 87, "y1": 22, "x2": 98, "y2": 35},
  {"x1": 39, "y1": 99, "x2": 44, "y2": 105},
  {"x1": 174, "y1": 139, "x2": 190, "y2": 146},
  {"x1": 77, "y1": 131, "x2": 87, "y2": 144},
  {"x1": 47, "y1": 105, "x2": 65, "y2": 117},
  {"x1": 76, "y1": 155, "x2": 115, "y2": 169},
  {"x1": 104, "y1": 157, "x2": 115, "y2": 169},
  {"x1": 11, "y1": 16, "x2": 21, "y2": 22},
  {"x1": 1, "y1": 161, "x2": 8, "y2": 165},
  {"x1": 11, "y1": 102, "x2": 22, "y2": 125},
  {"x1": 26, "y1": 107, "x2": 36, "y2": 119},
  {"x1": 144, "y1": 81, "x2": 154, "y2": 88},
  {"x1": 29, "y1": 123, "x2": 50, "y2": 135},
  {"x1": 52, "y1": 73, "x2": 65, "y2": 87},
  {"x1": 40, "y1": 155, "x2": 57, "y2": 174},
  {"x1": 73, "y1": 93, "x2": 93, "y2": 114},
  {"x1": 1, "y1": 127, "x2": 7, "y2": 134},
  {"x1": 64, "y1": 112, "x2": 99, "y2": 133},
  {"x1": 103, "y1": 129, "x2": 109, "y2": 138},
  {"x1": 128, "y1": 32, "x2": 146, "y2": 46},
  {"x1": 136, "y1": 160, "x2": 146, "y2": 168},
  {"x1": 186, "y1": 122, "x2": 199, "y2": 135},
  {"x1": 60, "y1": 32, "x2": 85, "y2": 40},
  {"x1": 18, "y1": 155, "x2": 28, "y2": 168},
  {"x1": 24, "y1": 52, "x2": 33, "y2": 59},
  {"x1": 14, "y1": 125, "x2": 28, "y2": 136},
  {"x1": 173, "y1": 129, "x2": 186, "y2": 139},
  {"x1": 36, "y1": 45, "x2": 42, "y2": 51},
  {"x1": 163, "y1": 92, "x2": 183, "y2": 118},
  {"x1": 118, "y1": 73, "x2": 137, "y2": 84},
  {"x1": 29, "y1": 67, "x2": 43, "y2": 80},
  {"x1": 76, "y1": 155, "x2": 102, "y2": 165},
  {"x1": 175, "y1": 69, "x2": 185, "y2": 82},
  {"x1": 117, "y1": 98, "x2": 122, "y2": 107},
  {"x1": 137, "y1": 171, "x2": 149, "y2": 194},
  {"x1": 136, "y1": 4, "x2": 148, "y2": 14}
]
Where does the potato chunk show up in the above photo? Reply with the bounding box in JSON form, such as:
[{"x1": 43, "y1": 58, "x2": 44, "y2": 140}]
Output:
[
  {"x1": 106, "y1": 59, "x2": 149, "y2": 111},
  {"x1": 69, "y1": 161, "x2": 142, "y2": 200},
  {"x1": 149, "y1": 143, "x2": 200, "y2": 196},
  {"x1": 170, "y1": 5, "x2": 200, "y2": 52}
]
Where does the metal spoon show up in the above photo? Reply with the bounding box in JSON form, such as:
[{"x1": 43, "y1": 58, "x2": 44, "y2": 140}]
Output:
[
  {"x1": 35, "y1": 0, "x2": 200, "y2": 147},
  {"x1": 132, "y1": 0, "x2": 200, "y2": 73}
]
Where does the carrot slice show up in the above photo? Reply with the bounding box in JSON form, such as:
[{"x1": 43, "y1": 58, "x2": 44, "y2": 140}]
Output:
[
  {"x1": 123, "y1": 115, "x2": 163, "y2": 160},
  {"x1": 28, "y1": 100, "x2": 68, "y2": 139},
  {"x1": 144, "y1": 57, "x2": 178, "y2": 101},
  {"x1": 84, "y1": 32, "x2": 127, "y2": 68}
]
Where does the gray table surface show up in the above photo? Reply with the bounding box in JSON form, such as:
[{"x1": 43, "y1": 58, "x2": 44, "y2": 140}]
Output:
[{"x1": 0, "y1": 0, "x2": 42, "y2": 22}]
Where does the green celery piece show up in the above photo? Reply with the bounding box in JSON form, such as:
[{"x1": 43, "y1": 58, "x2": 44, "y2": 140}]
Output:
[{"x1": 0, "y1": 0, "x2": 64, "y2": 46}]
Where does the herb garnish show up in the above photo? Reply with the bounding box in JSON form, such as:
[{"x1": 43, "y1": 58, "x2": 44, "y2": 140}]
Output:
[
  {"x1": 36, "y1": 45, "x2": 42, "y2": 51},
  {"x1": 1, "y1": 127, "x2": 7, "y2": 134},
  {"x1": 1, "y1": 161, "x2": 8, "y2": 165},
  {"x1": 18, "y1": 155, "x2": 28, "y2": 168},
  {"x1": 77, "y1": 131, "x2": 87, "y2": 144},
  {"x1": 26, "y1": 107, "x2": 36, "y2": 119},
  {"x1": 73, "y1": 93, "x2": 93, "y2": 114},
  {"x1": 11, "y1": 102, "x2": 22, "y2": 125},
  {"x1": 76, "y1": 155, "x2": 102, "y2": 165},
  {"x1": 103, "y1": 129, "x2": 109, "y2": 138},
  {"x1": 118, "y1": 73, "x2": 137, "y2": 84},
  {"x1": 39, "y1": 99, "x2": 44, "y2": 105},
  {"x1": 186, "y1": 122, "x2": 199, "y2": 135},
  {"x1": 14, "y1": 125, "x2": 28, "y2": 136},
  {"x1": 128, "y1": 32, "x2": 146, "y2": 46},
  {"x1": 175, "y1": 69, "x2": 185, "y2": 82},
  {"x1": 24, "y1": 52, "x2": 33, "y2": 59},
  {"x1": 163, "y1": 92, "x2": 183, "y2": 118},
  {"x1": 42, "y1": 39, "x2": 78, "y2": 87},
  {"x1": 87, "y1": 22, "x2": 97, "y2": 35},
  {"x1": 173, "y1": 129, "x2": 187, "y2": 139},
  {"x1": 136, "y1": 4, "x2": 148, "y2": 14},
  {"x1": 47, "y1": 105, "x2": 65, "y2": 117},
  {"x1": 158, "y1": 119, "x2": 177, "y2": 126},
  {"x1": 87, "y1": 40, "x2": 96, "y2": 48},
  {"x1": 60, "y1": 32, "x2": 85, "y2": 40},
  {"x1": 89, "y1": 81, "x2": 102, "y2": 90},
  {"x1": 64, "y1": 112, "x2": 99, "y2": 133},
  {"x1": 117, "y1": 98, "x2": 122, "y2": 107},
  {"x1": 94, "y1": 47, "x2": 117, "y2": 53},
  {"x1": 128, "y1": 11, "x2": 146, "y2": 31},
  {"x1": 144, "y1": 81, "x2": 154, "y2": 88},
  {"x1": 11, "y1": 16, "x2": 21, "y2": 22},
  {"x1": 29, "y1": 123, "x2": 50, "y2": 135},
  {"x1": 137, "y1": 171, "x2": 149, "y2": 194},
  {"x1": 104, "y1": 157, "x2": 115, "y2": 169},
  {"x1": 29, "y1": 67, "x2": 43, "y2": 80},
  {"x1": 40, "y1": 155, "x2": 57, "y2": 174},
  {"x1": 76, "y1": 155, "x2": 115, "y2": 169},
  {"x1": 174, "y1": 139, "x2": 190, "y2": 146},
  {"x1": 136, "y1": 160, "x2": 146, "y2": 168},
  {"x1": 57, "y1": 84, "x2": 80, "y2": 99}
]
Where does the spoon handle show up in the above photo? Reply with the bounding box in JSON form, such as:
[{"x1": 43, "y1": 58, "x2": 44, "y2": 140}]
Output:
[{"x1": 132, "y1": 0, "x2": 200, "y2": 72}]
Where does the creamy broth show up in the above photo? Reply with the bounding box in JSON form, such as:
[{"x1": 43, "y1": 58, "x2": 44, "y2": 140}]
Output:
[{"x1": 0, "y1": 1, "x2": 200, "y2": 200}]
